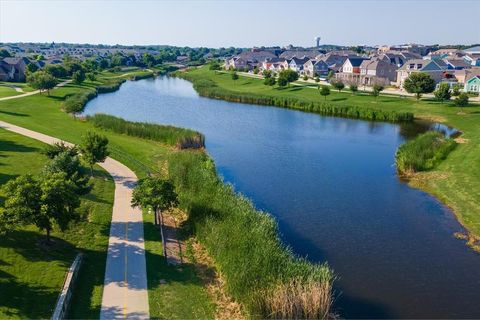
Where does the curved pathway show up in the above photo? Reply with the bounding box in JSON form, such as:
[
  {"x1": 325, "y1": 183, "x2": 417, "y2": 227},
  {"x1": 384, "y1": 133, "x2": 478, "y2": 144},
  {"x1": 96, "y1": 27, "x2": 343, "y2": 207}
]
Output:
[{"x1": 0, "y1": 120, "x2": 149, "y2": 319}]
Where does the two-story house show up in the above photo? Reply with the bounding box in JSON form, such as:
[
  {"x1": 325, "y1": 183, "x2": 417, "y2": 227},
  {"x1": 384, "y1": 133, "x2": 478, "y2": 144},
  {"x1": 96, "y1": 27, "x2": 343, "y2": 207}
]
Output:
[
  {"x1": 288, "y1": 57, "x2": 310, "y2": 73},
  {"x1": 335, "y1": 57, "x2": 369, "y2": 83},
  {"x1": 303, "y1": 59, "x2": 330, "y2": 77},
  {"x1": 359, "y1": 59, "x2": 398, "y2": 86},
  {"x1": 396, "y1": 59, "x2": 448, "y2": 88}
]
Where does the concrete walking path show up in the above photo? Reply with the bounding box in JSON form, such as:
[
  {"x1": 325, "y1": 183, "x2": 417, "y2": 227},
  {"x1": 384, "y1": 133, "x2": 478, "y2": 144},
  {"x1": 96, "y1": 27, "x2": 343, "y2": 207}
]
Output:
[{"x1": 0, "y1": 120, "x2": 150, "y2": 319}]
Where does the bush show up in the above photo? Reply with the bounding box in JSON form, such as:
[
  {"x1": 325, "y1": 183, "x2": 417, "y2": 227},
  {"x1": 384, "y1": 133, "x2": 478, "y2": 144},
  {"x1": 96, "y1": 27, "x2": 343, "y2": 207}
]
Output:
[
  {"x1": 63, "y1": 90, "x2": 97, "y2": 113},
  {"x1": 395, "y1": 131, "x2": 457, "y2": 176},
  {"x1": 454, "y1": 93, "x2": 469, "y2": 108},
  {"x1": 88, "y1": 114, "x2": 204, "y2": 149}
]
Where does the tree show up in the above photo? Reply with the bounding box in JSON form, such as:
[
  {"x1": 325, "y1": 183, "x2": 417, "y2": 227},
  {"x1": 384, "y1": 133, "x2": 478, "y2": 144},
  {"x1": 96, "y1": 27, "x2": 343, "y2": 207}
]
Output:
[
  {"x1": 79, "y1": 131, "x2": 109, "y2": 176},
  {"x1": 277, "y1": 76, "x2": 288, "y2": 87},
  {"x1": 264, "y1": 77, "x2": 276, "y2": 86},
  {"x1": 26, "y1": 63, "x2": 39, "y2": 74},
  {"x1": 326, "y1": 70, "x2": 335, "y2": 82},
  {"x1": 434, "y1": 82, "x2": 451, "y2": 103},
  {"x1": 27, "y1": 71, "x2": 57, "y2": 95},
  {"x1": 314, "y1": 77, "x2": 320, "y2": 83},
  {"x1": 0, "y1": 49, "x2": 11, "y2": 58},
  {"x1": 132, "y1": 177, "x2": 178, "y2": 226},
  {"x1": 253, "y1": 67, "x2": 259, "y2": 74},
  {"x1": 331, "y1": 80, "x2": 345, "y2": 92},
  {"x1": 452, "y1": 84, "x2": 462, "y2": 97},
  {"x1": 372, "y1": 84, "x2": 384, "y2": 100},
  {"x1": 349, "y1": 83, "x2": 358, "y2": 95},
  {"x1": 403, "y1": 72, "x2": 435, "y2": 101},
  {"x1": 319, "y1": 85, "x2": 330, "y2": 101},
  {"x1": 209, "y1": 60, "x2": 221, "y2": 71},
  {"x1": 278, "y1": 69, "x2": 299, "y2": 86},
  {"x1": 65, "y1": 61, "x2": 83, "y2": 75},
  {"x1": 43, "y1": 151, "x2": 90, "y2": 195},
  {"x1": 38, "y1": 173, "x2": 80, "y2": 241},
  {"x1": 142, "y1": 53, "x2": 156, "y2": 68},
  {"x1": 262, "y1": 70, "x2": 272, "y2": 78},
  {"x1": 231, "y1": 72, "x2": 239, "y2": 84},
  {"x1": 72, "y1": 70, "x2": 86, "y2": 84},
  {"x1": 454, "y1": 93, "x2": 469, "y2": 108},
  {"x1": 303, "y1": 75, "x2": 308, "y2": 81},
  {"x1": 86, "y1": 72, "x2": 97, "y2": 81},
  {"x1": 42, "y1": 141, "x2": 78, "y2": 159},
  {"x1": 45, "y1": 64, "x2": 68, "y2": 78},
  {"x1": 0, "y1": 175, "x2": 41, "y2": 233}
]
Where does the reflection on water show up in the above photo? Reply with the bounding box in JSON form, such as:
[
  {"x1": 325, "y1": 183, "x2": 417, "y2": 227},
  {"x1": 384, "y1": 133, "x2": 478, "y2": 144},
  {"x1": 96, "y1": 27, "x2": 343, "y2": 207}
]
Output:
[{"x1": 83, "y1": 77, "x2": 480, "y2": 319}]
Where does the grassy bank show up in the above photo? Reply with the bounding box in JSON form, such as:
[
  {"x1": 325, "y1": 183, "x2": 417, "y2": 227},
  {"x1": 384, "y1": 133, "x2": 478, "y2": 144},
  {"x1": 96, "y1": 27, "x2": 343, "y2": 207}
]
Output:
[
  {"x1": 0, "y1": 129, "x2": 114, "y2": 319},
  {"x1": 396, "y1": 131, "x2": 457, "y2": 176},
  {"x1": 88, "y1": 114, "x2": 204, "y2": 149}
]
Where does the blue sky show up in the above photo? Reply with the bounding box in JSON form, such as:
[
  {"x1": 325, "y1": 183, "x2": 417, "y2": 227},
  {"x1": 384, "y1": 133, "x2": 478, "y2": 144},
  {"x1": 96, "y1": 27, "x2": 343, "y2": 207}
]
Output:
[{"x1": 1, "y1": 0, "x2": 479, "y2": 47}]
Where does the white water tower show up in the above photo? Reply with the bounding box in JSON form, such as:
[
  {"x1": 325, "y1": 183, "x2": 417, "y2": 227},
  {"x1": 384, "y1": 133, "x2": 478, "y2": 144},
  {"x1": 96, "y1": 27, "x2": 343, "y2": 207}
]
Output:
[{"x1": 315, "y1": 36, "x2": 321, "y2": 48}]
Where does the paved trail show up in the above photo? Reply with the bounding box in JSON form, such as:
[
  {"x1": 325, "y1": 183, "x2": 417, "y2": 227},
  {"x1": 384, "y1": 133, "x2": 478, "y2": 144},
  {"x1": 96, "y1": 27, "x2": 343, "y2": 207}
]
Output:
[
  {"x1": 0, "y1": 80, "x2": 72, "y2": 101},
  {"x1": 0, "y1": 120, "x2": 149, "y2": 319}
]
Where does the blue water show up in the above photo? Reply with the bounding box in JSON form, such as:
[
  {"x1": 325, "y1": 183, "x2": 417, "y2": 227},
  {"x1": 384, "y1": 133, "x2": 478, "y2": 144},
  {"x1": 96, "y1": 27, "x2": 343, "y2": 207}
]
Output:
[{"x1": 84, "y1": 77, "x2": 480, "y2": 318}]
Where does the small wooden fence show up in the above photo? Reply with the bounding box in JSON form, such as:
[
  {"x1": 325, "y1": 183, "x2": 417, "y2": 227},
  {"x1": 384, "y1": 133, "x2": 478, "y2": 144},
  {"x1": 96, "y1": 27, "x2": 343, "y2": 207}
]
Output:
[{"x1": 51, "y1": 253, "x2": 83, "y2": 320}]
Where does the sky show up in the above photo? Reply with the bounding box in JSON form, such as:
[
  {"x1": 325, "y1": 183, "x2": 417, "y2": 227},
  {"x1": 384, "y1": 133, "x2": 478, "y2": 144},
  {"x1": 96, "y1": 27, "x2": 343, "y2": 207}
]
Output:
[{"x1": 1, "y1": 0, "x2": 479, "y2": 48}]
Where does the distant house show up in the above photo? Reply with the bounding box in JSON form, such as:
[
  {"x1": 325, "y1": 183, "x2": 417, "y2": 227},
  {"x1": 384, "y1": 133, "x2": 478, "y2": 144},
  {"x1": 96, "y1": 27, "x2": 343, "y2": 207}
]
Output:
[
  {"x1": 445, "y1": 59, "x2": 471, "y2": 70},
  {"x1": 359, "y1": 59, "x2": 397, "y2": 85},
  {"x1": 454, "y1": 67, "x2": 480, "y2": 84},
  {"x1": 335, "y1": 57, "x2": 369, "y2": 83},
  {"x1": 396, "y1": 59, "x2": 448, "y2": 88},
  {"x1": 288, "y1": 57, "x2": 310, "y2": 73},
  {"x1": 378, "y1": 51, "x2": 421, "y2": 67},
  {"x1": 303, "y1": 59, "x2": 330, "y2": 77},
  {"x1": 225, "y1": 50, "x2": 276, "y2": 70},
  {"x1": 464, "y1": 45, "x2": 480, "y2": 55},
  {"x1": 426, "y1": 48, "x2": 463, "y2": 60},
  {"x1": 464, "y1": 75, "x2": 480, "y2": 93},
  {"x1": 464, "y1": 53, "x2": 480, "y2": 66},
  {"x1": 260, "y1": 57, "x2": 287, "y2": 72},
  {"x1": 0, "y1": 57, "x2": 30, "y2": 82},
  {"x1": 279, "y1": 50, "x2": 320, "y2": 60}
]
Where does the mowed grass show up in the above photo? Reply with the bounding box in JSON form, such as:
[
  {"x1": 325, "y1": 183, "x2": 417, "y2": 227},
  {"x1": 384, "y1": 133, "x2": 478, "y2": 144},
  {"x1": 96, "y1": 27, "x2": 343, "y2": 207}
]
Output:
[
  {"x1": 0, "y1": 87, "x2": 21, "y2": 98},
  {"x1": 184, "y1": 67, "x2": 480, "y2": 238},
  {"x1": 0, "y1": 129, "x2": 114, "y2": 319},
  {"x1": 0, "y1": 77, "x2": 215, "y2": 318}
]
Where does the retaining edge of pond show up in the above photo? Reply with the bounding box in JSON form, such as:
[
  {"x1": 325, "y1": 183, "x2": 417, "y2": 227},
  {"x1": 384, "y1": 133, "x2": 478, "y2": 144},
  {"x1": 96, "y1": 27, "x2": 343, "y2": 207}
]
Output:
[{"x1": 51, "y1": 253, "x2": 83, "y2": 320}]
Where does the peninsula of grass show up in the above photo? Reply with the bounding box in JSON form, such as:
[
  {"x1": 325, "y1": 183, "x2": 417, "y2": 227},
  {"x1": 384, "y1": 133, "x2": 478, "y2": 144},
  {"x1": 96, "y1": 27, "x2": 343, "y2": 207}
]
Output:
[
  {"x1": 0, "y1": 129, "x2": 114, "y2": 319},
  {"x1": 179, "y1": 66, "x2": 480, "y2": 242},
  {"x1": 396, "y1": 131, "x2": 457, "y2": 176}
]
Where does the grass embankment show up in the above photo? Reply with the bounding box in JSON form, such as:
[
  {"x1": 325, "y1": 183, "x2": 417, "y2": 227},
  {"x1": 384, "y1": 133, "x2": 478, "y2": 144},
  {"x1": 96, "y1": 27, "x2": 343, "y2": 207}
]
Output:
[
  {"x1": 89, "y1": 114, "x2": 204, "y2": 149},
  {"x1": 0, "y1": 129, "x2": 114, "y2": 319},
  {"x1": 177, "y1": 70, "x2": 413, "y2": 122},
  {"x1": 0, "y1": 72, "x2": 335, "y2": 318},
  {"x1": 396, "y1": 131, "x2": 457, "y2": 176},
  {"x1": 181, "y1": 66, "x2": 480, "y2": 243},
  {"x1": 0, "y1": 86, "x2": 21, "y2": 98}
]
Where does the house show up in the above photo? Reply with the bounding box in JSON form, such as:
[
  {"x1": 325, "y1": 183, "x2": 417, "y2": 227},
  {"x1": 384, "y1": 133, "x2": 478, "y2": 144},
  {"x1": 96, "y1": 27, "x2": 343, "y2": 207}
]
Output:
[
  {"x1": 464, "y1": 45, "x2": 480, "y2": 55},
  {"x1": 378, "y1": 51, "x2": 421, "y2": 67},
  {"x1": 426, "y1": 48, "x2": 463, "y2": 60},
  {"x1": 464, "y1": 75, "x2": 480, "y2": 93},
  {"x1": 464, "y1": 53, "x2": 480, "y2": 66},
  {"x1": 359, "y1": 59, "x2": 397, "y2": 86},
  {"x1": 396, "y1": 59, "x2": 448, "y2": 88},
  {"x1": 279, "y1": 50, "x2": 320, "y2": 60},
  {"x1": 288, "y1": 57, "x2": 310, "y2": 73},
  {"x1": 303, "y1": 59, "x2": 329, "y2": 77},
  {"x1": 445, "y1": 59, "x2": 471, "y2": 70},
  {"x1": 225, "y1": 50, "x2": 276, "y2": 70},
  {"x1": 454, "y1": 67, "x2": 480, "y2": 84},
  {"x1": 0, "y1": 57, "x2": 30, "y2": 82},
  {"x1": 260, "y1": 58, "x2": 287, "y2": 72},
  {"x1": 335, "y1": 57, "x2": 369, "y2": 83}
]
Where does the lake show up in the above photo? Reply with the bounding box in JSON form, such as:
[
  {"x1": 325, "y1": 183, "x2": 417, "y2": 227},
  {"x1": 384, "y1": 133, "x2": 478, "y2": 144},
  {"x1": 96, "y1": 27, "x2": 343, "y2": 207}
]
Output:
[{"x1": 83, "y1": 76, "x2": 480, "y2": 318}]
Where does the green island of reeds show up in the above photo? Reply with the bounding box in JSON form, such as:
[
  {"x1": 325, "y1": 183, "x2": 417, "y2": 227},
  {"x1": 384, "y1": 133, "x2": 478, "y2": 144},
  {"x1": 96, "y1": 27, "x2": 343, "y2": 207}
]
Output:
[{"x1": 395, "y1": 131, "x2": 457, "y2": 176}]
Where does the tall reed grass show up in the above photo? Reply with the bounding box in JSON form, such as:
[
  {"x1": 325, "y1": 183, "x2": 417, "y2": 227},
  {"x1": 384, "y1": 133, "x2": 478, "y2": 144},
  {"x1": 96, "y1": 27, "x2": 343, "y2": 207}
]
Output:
[
  {"x1": 63, "y1": 79, "x2": 125, "y2": 113},
  {"x1": 177, "y1": 74, "x2": 414, "y2": 122},
  {"x1": 167, "y1": 151, "x2": 334, "y2": 318},
  {"x1": 395, "y1": 131, "x2": 457, "y2": 176},
  {"x1": 89, "y1": 114, "x2": 204, "y2": 149}
]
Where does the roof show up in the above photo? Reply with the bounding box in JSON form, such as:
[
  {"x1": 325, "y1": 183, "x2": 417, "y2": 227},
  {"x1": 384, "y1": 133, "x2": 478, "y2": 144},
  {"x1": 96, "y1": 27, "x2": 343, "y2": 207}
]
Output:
[
  {"x1": 446, "y1": 59, "x2": 471, "y2": 68},
  {"x1": 467, "y1": 75, "x2": 480, "y2": 82},
  {"x1": 465, "y1": 46, "x2": 480, "y2": 53},
  {"x1": 290, "y1": 57, "x2": 310, "y2": 65},
  {"x1": 347, "y1": 57, "x2": 369, "y2": 67},
  {"x1": 2, "y1": 57, "x2": 30, "y2": 65}
]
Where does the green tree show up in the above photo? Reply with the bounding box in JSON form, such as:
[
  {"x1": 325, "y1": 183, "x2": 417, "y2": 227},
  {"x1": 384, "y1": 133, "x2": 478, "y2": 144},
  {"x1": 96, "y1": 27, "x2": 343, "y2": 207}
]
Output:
[
  {"x1": 65, "y1": 61, "x2": 83, "y2": 75},
  {"x1": 0, "y1": 49, "x2": 11, "y2": 58},
  {"x1": 278, "y1": 69, "x2": 299, "y2": 86},
  {"x1": 349, "y1": 83, "x2": 358, "y2": 95},
  {"x1": 434, "y1": 82, "x2": 451, "y2": 103},
  {"x1": 0, "y1": 175, "x2": 41, "y2": 233},
  {"x1": 264, "y1": 77, "x2": 276, "y2": 86},
  {"x1": 326, "y1": 70, "x2": 335, "y2": 82},
  {"x1": 253, "y1": 67, "x2": 259, "y2": 74},
  {"x1": 277, "y1": 76, "x2": 288, "y2": 87},
  {"x1": 142, "y1": 53, "x2": 156, "y2": 67},
  {"x1": 372, "y1": 84, "x2": 384, "y2": 100},
  {"x1": 454, "y1": 93, "x2": 469, "y2": 108},
  {"x1": 38, "y1": 172, "x2": 80, "y2": 241},
  {"x1": 231, "y1": 72, "x2": 239, "y2": 82},
  {"x1": 27, "y1": 71, "x2": 57, "y2": 95},
  {"x1": 303, "y1": 75, "x2": 309, "y2": 81},
  {"x1": 452, "y1": 84, "x2": 462, "y2": 97},
  {"x1": 79, "y1": 131, "x2": 109, "y2": 176},
  {"x1": 403, "y1": 72, "x2": 435, "y2": 101},
  {"x1": 43, "y1": 151, "x2": 90, "y2": 195},
  {"x1": 45, "y1": 64, "x2": 68, "y2": 78},
  {"x1": 262, "y1": 70, "x2": 272, "y2": 78},
  {"x1": 72, "y1": 70, "x2": 86, "y2": 84},
  {"x1": 26, "y1": 63, "x2": 39, "y2": 74},
  {"x1": 86, "y1": 72, "x2": 97, "y2": 81},
  {"x1": 319, "y1": 85, "x2": 330, "y2": 101},
  {"x1": 209, "y1": 60, "x2": 222, "y2": 71},
  {"x1": 314, "y1": 77, "x2": 320, "y2": 83},
  {"x1": 132, "y1": 177, "x2": 178, "y2": 226},
  {"x1": 42, "y1": 142, "x2": 78, "y2": 159},
  {"x1": 331, "y1": 80, "x2": 345, "y2": 92}
]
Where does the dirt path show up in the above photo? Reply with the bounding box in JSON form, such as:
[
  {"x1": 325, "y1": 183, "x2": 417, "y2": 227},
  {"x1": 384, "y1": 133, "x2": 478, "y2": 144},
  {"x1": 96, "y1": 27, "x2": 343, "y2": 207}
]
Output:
[{"x1": 0, "y1": 120, "x2": 149, "y2": 319}]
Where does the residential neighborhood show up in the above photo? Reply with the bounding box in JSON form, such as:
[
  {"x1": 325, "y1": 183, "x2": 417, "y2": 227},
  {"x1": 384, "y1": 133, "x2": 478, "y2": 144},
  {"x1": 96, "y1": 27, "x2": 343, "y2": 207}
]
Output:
[{"x1": 222, "y1": 44, "x2": 480, "y2": 94}]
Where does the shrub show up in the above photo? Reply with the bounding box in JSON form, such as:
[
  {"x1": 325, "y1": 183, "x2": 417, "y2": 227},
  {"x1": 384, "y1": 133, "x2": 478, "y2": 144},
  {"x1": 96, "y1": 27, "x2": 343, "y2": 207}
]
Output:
[
  {"x1": 395, "y1": 131, "x2": 457, "y2": 176},
  {"x1": 454, "y1": 93, "x2": 469, "y2": 108},
  {"x1": 63, "y1": 90, "x2": 97, "y2": 113}
]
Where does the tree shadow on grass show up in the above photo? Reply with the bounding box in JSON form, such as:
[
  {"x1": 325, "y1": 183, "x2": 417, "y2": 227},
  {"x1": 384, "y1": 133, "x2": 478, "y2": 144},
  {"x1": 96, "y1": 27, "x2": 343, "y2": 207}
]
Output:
[
  {"x1": 0, "y1": 110, "x2": 29, "y2": 117},
  {"x1": 331, "y1": 97, "x2": 348, "y2": 102}
]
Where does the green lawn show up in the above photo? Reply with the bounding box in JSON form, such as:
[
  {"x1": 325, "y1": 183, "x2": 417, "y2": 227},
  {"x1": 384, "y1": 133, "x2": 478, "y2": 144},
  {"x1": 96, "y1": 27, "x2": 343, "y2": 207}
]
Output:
[
  {"x1": 0, "y1": 87, "x2": 21, "y2": 98},
  {"x1": 0, "y1": 129, "x2": 114, "y2": 319},
  {"x1": 0, "y1": 76, "x2": 215, "y2": 318},
  {"x1": 0, "y1": 82, "x2": 35, "y2": 93},
  {"x1": 184, "y1": 67, "x2": 480, "y2": 240}
]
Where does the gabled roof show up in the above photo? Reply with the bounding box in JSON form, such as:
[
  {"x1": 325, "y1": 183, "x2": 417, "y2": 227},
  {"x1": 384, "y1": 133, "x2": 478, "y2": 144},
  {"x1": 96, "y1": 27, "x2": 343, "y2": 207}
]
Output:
[
  {"x1": 465, "y1": 46, "x2": 480, "y2": 53},
  {"x1": 446, "y1": 59, "x2": 471, "y2": 68},
  {"x1": 290, "y1": 57, "x2": 310, "y2": 65},
  {"x1": 466, "y1": 75, "x2": 480, "y2": 83},
  {"x1": 347, "y1": 57, "x2": 369, "y2": 67}
]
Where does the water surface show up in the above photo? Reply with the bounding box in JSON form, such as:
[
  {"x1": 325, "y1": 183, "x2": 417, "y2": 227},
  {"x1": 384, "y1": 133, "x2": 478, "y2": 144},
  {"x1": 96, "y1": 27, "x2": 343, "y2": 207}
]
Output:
[{"x1": 84, "y1": 77, "x2": 480, "y2": 318}]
